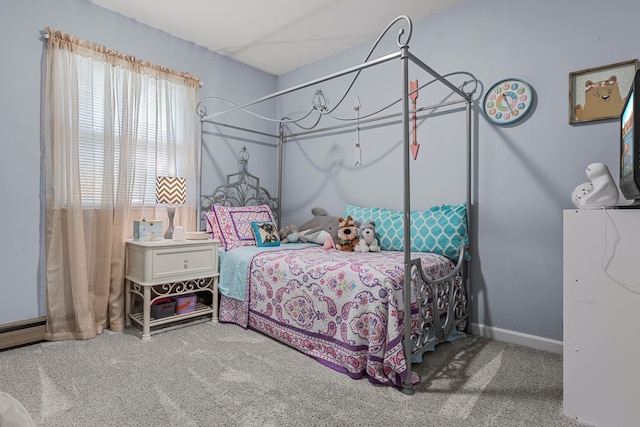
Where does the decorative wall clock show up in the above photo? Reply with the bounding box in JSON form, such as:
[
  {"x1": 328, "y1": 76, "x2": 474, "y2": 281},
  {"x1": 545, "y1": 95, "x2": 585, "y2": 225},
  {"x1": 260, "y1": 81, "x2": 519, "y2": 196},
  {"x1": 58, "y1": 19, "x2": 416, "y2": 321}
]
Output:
[{"x1": 483, "y1": 78, "x2": 534, "y2": 125}]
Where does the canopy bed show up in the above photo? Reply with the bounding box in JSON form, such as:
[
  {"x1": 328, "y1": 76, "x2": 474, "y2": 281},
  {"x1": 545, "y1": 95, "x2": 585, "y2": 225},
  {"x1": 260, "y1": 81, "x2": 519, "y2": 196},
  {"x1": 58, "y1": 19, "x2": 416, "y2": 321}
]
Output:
[{"x1": 196, "y1": 16, "x2": 477, "y2": 395}]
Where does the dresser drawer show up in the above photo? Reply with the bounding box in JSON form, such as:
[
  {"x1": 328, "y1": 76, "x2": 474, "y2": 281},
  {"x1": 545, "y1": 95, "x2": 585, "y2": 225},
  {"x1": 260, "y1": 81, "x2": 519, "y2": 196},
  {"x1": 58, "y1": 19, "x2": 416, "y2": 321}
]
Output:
[{"x1": 152, "y1": 245, "x2": 216, "y2": 280}]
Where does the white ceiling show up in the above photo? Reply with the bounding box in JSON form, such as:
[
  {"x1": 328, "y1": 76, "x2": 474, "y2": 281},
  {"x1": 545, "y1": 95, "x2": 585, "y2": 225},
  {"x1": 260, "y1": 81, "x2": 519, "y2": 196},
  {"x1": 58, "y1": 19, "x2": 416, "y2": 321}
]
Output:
[{"x1": 88, "y1": 0, "x2": 462, "y2": 76}]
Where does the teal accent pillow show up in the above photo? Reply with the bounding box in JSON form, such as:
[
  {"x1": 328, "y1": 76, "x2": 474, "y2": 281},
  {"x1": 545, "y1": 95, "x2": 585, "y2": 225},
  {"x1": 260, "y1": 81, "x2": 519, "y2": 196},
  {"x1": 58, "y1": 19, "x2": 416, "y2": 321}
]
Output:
[
  {"x1": 251, "y1": 221, "x2": 281, "y2": 247},
  {"x1": 344, "y1": 203, "x2": 469, "y2": 260}
]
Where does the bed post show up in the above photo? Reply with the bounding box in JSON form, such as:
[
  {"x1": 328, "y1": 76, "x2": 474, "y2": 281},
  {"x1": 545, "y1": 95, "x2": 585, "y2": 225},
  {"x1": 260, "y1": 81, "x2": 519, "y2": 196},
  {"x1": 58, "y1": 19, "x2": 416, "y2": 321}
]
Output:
[
  {"x1": 466, "y1": 100, "x2": 472, "y2": 235},
  {"x1": 465, "y1": 97, "x2": 472, "y2": 333},
  {"x1": 400, "y1": 43, "x2": 415, "y2": 396},
  {"x1": 197, "y1": 112, "x2": 203, "y2": 230},
  {"x1": 277, "y1": 122, "x2": 284, "y2": 225}
]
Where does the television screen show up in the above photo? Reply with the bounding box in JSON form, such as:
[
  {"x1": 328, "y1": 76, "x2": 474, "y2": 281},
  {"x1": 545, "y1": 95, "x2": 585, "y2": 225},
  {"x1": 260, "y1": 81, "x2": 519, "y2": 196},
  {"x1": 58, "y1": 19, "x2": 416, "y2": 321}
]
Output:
[
  {"x1": 619, "y1": 69, "x2": 640, "y2": 205},
  {"x1": 621, "y1": 90, "x2": 633, "y2": 179}
]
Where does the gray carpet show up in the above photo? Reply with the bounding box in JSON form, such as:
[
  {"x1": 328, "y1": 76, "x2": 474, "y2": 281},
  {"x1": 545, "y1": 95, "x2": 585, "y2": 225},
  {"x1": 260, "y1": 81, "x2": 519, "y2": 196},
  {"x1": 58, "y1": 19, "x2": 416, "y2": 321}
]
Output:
[{"x1": 0, "y1": 320, "x2": 591, "y2": 427}]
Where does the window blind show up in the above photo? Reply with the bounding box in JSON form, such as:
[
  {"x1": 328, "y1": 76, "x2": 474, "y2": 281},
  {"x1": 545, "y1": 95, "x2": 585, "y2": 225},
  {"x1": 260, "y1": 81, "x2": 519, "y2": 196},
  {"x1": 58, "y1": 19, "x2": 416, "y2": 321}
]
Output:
[{"x1": 74, "y1": 55, "x2": 188, "y2": 206}]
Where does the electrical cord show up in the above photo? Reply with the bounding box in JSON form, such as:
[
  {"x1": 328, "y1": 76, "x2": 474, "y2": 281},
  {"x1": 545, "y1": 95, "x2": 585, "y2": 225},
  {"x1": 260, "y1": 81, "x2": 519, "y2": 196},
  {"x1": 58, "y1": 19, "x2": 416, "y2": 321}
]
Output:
[{"x1": 601, "y1": 206, "x2": 640, "y2": 294}]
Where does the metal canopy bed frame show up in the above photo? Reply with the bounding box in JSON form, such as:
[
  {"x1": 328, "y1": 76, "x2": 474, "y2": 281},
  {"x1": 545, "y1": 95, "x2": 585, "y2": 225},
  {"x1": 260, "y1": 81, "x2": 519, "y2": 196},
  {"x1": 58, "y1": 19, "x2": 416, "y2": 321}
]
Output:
[{"x1": 197, "y1": 16, "x2": 477, "y2": 395}]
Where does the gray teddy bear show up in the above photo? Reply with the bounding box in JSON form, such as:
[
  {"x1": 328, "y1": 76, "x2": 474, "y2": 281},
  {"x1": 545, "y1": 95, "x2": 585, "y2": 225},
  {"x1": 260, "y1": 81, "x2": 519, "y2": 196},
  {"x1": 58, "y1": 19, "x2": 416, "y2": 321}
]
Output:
[{"x1": 354, "y1": 220, "x2": 381, "y2": 252}]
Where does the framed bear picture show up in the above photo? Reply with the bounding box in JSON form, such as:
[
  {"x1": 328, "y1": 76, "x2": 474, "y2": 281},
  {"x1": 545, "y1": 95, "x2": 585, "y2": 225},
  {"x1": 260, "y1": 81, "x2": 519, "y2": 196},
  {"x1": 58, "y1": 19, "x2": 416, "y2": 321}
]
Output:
[{"x1": 569, "y1": 59, "x2": 638, "y2": 124}]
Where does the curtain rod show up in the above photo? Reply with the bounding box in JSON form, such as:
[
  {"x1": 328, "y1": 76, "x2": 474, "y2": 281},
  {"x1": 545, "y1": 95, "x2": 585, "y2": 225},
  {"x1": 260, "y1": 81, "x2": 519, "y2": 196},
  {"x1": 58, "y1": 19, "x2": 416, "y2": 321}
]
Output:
[{"x1": 40, "y1": 29, "x2": 204, "y2": 88}]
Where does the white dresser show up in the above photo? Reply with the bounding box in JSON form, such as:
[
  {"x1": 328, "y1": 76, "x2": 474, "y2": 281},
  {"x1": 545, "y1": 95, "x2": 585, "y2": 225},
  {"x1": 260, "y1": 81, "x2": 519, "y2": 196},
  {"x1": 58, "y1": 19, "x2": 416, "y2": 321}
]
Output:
[
  {"x1": 125, "y1": 238, "x2": 219, "y2": 339},
  {"x1": 563, "y1": 209, "x2": 640, "y2": 426}
]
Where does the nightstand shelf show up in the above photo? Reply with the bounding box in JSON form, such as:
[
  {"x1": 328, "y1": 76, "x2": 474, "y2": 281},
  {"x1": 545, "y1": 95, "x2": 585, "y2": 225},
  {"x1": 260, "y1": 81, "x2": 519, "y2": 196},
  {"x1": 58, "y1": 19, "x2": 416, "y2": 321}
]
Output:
[
  {"x1": 129, "y1": 301, "x2": 213, "y2": 327},
  {"x1": 125, "y1": 239, "x2": 219, "y2": 340}
]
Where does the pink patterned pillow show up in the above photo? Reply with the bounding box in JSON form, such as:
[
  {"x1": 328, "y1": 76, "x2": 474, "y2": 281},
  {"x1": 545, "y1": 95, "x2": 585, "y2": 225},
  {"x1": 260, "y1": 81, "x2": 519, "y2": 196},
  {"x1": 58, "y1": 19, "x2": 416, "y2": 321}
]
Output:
[
  {"x1": 207, "y1": 205, "x2": 277, "y2": 250},
  {"x1": 204, "y1": 211, "x2": 215, "y2": 233}
]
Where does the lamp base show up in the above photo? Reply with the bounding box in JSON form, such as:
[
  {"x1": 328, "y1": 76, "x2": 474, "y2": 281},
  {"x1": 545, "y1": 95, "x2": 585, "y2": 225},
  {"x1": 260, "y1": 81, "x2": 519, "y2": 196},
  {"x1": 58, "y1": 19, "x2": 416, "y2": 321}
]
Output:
[{"x1": 165, "y1": 206, "x2": 176, "y2": 239}]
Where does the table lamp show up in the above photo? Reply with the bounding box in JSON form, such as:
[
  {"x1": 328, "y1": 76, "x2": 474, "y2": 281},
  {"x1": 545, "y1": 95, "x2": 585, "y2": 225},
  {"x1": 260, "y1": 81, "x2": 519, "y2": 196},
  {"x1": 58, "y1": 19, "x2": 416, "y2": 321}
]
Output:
[{"x1": 155, "y1": 176, "x2": 186, "y2": 239}]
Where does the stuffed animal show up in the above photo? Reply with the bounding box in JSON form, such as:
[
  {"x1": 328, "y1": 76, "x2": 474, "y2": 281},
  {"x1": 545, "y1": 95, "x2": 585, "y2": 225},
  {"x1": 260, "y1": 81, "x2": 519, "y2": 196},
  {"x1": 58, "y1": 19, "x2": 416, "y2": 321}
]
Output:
[
  {"x1": 278, "y1": 224, "x2": 308, "y2": 244},
  {"x1": 335, "y1": 215, "x2": 360, "y2": 251},
  {"x1": 573, "y1": 162, "x2": 619, "y2": 209},
  {"x1": 298, "y1": 207, "x2": 339, "y2": 247},
  {"x1": 354, "y1": 220, "x2": 381, "y2": 252}
]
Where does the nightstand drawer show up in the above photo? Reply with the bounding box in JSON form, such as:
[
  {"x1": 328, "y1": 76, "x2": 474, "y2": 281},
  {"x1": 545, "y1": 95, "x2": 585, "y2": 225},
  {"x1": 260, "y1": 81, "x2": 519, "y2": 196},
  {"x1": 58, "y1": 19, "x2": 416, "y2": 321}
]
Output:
[
  {"x1": 152, "y1": 245, "x2": 216, "y2": 280},
  {"x1": 125, "y1": 239, "x2": 219, "y2": 285}
]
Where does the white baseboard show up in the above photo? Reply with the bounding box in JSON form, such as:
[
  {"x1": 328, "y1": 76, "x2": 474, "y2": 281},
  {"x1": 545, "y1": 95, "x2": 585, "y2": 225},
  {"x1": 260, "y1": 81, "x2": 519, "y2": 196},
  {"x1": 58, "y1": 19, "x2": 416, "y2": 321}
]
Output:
[{"x1": 470, "y1": 323, "x2": 563, "y2": 354}]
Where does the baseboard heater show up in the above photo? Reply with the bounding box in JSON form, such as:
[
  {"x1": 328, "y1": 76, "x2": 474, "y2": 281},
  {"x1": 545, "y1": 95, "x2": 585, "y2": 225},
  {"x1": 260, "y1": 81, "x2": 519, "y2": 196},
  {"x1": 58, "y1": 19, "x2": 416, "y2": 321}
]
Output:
[{"x1": 0, "y1": 316, "x2": 46, "y2": 350}]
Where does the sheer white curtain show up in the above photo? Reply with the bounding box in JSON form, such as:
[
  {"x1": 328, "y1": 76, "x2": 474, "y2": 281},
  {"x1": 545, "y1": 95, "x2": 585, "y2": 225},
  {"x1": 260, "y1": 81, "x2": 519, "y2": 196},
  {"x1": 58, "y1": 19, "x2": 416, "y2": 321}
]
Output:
[{"x1": 44, "y1": 28, "x2": 200, "y2": 340}]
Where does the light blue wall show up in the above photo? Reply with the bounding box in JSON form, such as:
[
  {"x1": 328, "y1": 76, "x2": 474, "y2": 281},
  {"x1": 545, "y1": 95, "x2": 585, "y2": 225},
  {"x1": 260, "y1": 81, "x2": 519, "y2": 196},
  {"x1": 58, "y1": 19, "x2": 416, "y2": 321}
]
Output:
[
  {"x1": 0, "y1": 0, "x2": 277, "y2": 324},
  {"x1": 3, "y1": 0, "x2": 637, "y2": 343},
  {"x1": 276, "y1": 0, "x2": 640, "y2": 342}
]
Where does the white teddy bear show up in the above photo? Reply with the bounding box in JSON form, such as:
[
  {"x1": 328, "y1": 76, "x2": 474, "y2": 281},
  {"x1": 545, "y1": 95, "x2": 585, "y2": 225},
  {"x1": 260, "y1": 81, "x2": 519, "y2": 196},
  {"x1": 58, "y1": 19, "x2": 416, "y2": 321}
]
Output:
[
  {"x1": 571, "y1": 162, "x2": 619, "y2": 209},
  {"x1": 354, "y1": 220, "x2": 381, "y2": 252}
]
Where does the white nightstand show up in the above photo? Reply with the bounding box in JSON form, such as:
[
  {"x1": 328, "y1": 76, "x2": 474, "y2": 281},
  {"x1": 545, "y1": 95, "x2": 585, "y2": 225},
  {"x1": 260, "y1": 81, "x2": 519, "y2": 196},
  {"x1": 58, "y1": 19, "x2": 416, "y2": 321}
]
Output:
[{"x1": 124, "y1": 238, "x2": 219, "y2": 340}]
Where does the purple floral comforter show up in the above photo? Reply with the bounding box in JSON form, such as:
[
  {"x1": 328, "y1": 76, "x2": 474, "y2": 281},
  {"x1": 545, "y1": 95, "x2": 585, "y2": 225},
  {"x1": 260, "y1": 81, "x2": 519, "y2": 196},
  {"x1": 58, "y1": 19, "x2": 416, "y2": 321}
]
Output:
[{"x1": 219, "y1": 245, "x2": 460, "y2": 387}]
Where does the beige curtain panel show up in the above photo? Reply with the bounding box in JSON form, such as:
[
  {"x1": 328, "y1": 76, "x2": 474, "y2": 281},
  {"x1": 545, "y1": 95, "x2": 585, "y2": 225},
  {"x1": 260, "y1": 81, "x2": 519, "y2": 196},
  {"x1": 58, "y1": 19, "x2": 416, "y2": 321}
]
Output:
[{"x1": 44, "y1": 28, "x2": 200, "y2": 340}]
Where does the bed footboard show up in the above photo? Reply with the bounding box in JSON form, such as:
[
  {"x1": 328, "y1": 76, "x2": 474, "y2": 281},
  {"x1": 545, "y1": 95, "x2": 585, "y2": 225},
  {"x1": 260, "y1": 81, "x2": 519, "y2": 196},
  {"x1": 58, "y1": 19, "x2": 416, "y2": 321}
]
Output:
[{"x1": 409, "y1": 247, "x2": 468, "y2": 364}]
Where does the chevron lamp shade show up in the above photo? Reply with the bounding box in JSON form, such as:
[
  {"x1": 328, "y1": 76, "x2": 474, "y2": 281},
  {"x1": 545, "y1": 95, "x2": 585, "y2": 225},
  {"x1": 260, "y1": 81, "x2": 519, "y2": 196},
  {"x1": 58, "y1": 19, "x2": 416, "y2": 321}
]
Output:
[{"x1": 156, "y1": 176, "x2": 186, "y2": 205}]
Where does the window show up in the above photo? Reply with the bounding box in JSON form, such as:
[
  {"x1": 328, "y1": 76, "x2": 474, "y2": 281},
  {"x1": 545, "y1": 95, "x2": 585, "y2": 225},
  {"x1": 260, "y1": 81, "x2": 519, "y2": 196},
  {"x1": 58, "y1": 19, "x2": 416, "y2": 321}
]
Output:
[{"x1": 68, "y1": 54, "x2": 194, "y2": 206}]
